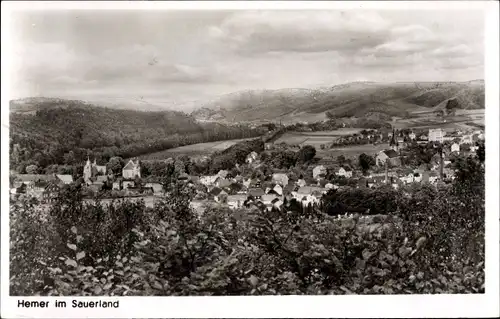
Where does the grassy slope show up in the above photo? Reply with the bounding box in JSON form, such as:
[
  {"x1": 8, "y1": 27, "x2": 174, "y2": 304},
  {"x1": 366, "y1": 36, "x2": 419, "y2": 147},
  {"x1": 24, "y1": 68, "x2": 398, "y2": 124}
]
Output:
[{"x1": 191, "y1": 81, "x2": 485, "y2": 123}]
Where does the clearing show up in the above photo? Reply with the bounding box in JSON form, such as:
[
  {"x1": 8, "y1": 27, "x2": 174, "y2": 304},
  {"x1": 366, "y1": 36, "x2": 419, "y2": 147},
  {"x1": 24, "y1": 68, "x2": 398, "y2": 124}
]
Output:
[
  {"x1": 138, "y1": 138, "x2": 256, "y2": 160},
  {"x1": 318, "y1": 143, "x2": 390, "y2": 158},
  {"x1": 274, "y1": 129, "x2": 365, "y2": 147}
]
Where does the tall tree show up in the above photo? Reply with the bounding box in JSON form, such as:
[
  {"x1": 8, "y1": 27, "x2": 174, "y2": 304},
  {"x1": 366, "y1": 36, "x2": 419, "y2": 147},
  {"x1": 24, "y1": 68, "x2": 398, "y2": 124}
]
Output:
[
  {"x1": 359, "y1": 153, "x2": 375, "y2": 174},
  {"x1": 296, "y1": 145, "x2": 316, "y2": 164}
]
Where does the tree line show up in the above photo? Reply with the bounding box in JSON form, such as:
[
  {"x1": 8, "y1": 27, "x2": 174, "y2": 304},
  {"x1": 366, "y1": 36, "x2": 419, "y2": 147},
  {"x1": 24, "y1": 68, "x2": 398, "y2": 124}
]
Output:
[{"x1": 10, "y1": 105, "x2": 266, "y2": 174}]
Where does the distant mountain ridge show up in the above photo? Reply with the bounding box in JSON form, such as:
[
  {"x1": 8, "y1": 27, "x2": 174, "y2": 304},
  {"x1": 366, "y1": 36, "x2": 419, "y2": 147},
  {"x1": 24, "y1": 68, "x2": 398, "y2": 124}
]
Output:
[
  {"x1": 11, "y1": 80, "x2": 484, "y2": 123},
  {"x1": 190, "y1": 80, "x2": 485, "y2": 123}
]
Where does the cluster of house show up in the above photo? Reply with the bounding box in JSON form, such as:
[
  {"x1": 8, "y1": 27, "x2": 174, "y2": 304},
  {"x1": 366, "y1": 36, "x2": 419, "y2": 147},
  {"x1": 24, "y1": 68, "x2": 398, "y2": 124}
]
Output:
[
  {"x1": 190, "y1": 169, "x2": 337, "y2": 215},
  {"x1": 11, "y1": 126, "x2": 483, "y2": 208},
  {"x1": 10, "y1": 173, "x2": 74, "y2": 202},
  {"x1": 189, "y1": 127, "x2": 485, "y2": 213},
  {"x1": 82, "y1": 157, "x2": 165, "y2": 196},
  {"x1": 374, "y1": 127, "x2": 483, "y2": 176},
  {"x1": 10, "y1": 158, "x2": 165, "y2": 202}
]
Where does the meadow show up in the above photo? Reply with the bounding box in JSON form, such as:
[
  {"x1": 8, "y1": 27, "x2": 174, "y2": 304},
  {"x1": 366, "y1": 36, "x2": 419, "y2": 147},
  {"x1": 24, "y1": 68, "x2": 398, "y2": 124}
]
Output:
[
  {"x1": 319, "y1": 143, "x2": 390, "y2": 157},
  {"x1": 138, "y1": 138, "x2": 255, "y2": 160},
  {"x1": 274, "y1": 129, "x2": 364, "y2": 146},
  {"x1": 391, "y1": 109, "x2": 484, "y2": 130}
]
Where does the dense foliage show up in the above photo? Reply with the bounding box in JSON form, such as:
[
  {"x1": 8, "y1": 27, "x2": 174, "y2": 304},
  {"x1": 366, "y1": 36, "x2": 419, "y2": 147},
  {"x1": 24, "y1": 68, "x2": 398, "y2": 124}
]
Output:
[{"x1": 10, "y1": 153, "x2": 485, "y2": 296}]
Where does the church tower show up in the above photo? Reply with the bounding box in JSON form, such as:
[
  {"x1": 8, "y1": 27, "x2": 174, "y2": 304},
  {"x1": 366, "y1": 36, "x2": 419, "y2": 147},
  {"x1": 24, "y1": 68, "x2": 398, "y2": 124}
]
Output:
[
  {"x1": 390, "y1": 129, "x2": 398, "y2": 152},
  {"x1": 83, "y1": 157, "x2": 92, "y2": 182}
]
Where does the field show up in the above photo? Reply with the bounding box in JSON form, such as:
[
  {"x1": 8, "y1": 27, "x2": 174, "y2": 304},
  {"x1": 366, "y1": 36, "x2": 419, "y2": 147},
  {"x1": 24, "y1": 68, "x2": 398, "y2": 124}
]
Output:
[
  {"x1": 274, "y1": 128, "x2": 365, "y2": 146},
  {"x1": 319, "y1": 143, "x2": 390, "y2": 158},
  {"x1": 274, "y1": 130, "x2": 389, "y2": 158},
  {"x1": 138, "y1": 138, "x2": 255, "y2": 160},
  {"x1": 391, "y1": 109, "x2": 484, "y2": 131}
]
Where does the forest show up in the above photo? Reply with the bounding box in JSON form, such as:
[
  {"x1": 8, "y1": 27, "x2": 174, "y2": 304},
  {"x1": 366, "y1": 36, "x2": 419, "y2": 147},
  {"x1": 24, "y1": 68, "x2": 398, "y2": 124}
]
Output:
[{"x1": 9, "y1": 105, "x2": 266, "y2": 173}]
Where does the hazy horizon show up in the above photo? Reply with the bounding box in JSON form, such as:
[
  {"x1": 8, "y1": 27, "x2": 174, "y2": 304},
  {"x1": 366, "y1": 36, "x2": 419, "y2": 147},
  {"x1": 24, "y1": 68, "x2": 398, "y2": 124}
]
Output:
[{"x1": 11, "y1": 9, "x2": 485, "y2": 110}]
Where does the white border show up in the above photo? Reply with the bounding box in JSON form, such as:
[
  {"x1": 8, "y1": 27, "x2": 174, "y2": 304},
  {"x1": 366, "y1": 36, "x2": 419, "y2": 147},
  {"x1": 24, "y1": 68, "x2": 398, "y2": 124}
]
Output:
[{"x1": 1, "y1": 1, "x2": 499, "y2": 318}]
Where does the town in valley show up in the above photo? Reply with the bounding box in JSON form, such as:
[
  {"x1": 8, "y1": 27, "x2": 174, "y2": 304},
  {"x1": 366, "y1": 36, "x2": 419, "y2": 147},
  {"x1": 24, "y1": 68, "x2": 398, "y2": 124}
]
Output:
[
  {"x1": 10, "y1": 122, "x2": 485, "y2": 215},
  {"x1": 8, "y1": 8, "x2": 488, "y2": 298}
]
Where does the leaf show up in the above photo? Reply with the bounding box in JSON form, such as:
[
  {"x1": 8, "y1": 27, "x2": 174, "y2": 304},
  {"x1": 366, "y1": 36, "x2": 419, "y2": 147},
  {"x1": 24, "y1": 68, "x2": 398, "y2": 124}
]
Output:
[
  {"x1": 115, "y1": 261, "x2": 124, "y2": 268},
  {"x1": 248, "y1": 275, "x2": 259, "y2": 287},
  {"x1": 67, "y1": 243, "x2": 77, "y2": 251},
  {"x1": 103, "y1": 283, "x2": 113, "y2": 291},
  {"x1": 76, "y1": 235, "x2": 83, "y2": 243},
  {"x1": 415, "y1": 236, "x2": 427, "y2": 250},
  {"x1": 70, "y1": 226, "x2": 77, "y2": 234},
  {"x1": 65, "y1": 258, "x2": 77, "y2": 268},
  {"x1": 94, "y1": 286, "x2": 102, "y2": 295},
  {"x1": 76, "y1": 251, "x2": 86, "y2": 261},
  {"x1": 152, "y1": 281, "x2": 163, "y2": 290}
]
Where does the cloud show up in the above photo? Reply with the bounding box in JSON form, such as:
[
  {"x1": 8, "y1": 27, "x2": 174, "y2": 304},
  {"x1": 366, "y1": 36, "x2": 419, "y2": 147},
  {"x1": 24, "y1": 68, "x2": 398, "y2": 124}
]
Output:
[
  {"x1": 14, "y1": 41, "x2": 226, "y2": 95},
  {"x1": 11, "y1": 10, "x2": 485, "y2": 101},
  {"x1": 208, "y1": 11, "x2": 393, "y2": 54},
  {"x1": 438, "y1": 56, "x2": 483, "y2": 70},
  {"x1": 430, "y1": 44, "x2": 474, "y2": 58}
]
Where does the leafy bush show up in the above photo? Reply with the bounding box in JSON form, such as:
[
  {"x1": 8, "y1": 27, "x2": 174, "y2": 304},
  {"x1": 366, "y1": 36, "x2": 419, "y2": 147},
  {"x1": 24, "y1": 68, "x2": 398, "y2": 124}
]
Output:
[{"x1": 10, "y1": 156, "x2": 485, "y2": 296}]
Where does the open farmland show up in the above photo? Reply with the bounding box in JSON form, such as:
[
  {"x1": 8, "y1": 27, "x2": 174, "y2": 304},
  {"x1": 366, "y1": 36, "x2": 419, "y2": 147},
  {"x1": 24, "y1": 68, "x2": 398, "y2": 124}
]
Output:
[
  {"x1": 274, "y1": 128, "x2": 365, "y2": 146},
  {"x1": 138, "y1": 137, "x2": 256, "y2": 160},
  {"x1": 274, "y1": 130, "x2": 390, "y2": 157},
  {"x1": 391, "y1": 108, "x2": 484, "y2": 130},
  {"x1": 319, "y1": 143, "x2": 390, "y2": 158}
]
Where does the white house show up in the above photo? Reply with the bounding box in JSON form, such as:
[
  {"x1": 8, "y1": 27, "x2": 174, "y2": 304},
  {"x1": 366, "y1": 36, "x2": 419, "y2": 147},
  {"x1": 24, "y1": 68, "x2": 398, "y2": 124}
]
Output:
[
  {"x1": 400, "y1": 174, "x2": 414, "y2": 184},
  {"x1": 325, "y1": 183, "x2": 335, "y2": 190},
  {"x1": 461, "y1": 135, "x2": 473, "y2": 145},
  {"x1": 451, "y1": 143, "x2": 460, "y2": 153},
  {"x1": 429, "y1": 129, "x2": 444, "y2": 143},
  {"x1": 272, "y1": 173, "x2": 289, "y2": 186},
  {"x1": 122, "y1": 160, "x2": 141, "y2": 179},
  {"x1": 409, "y1": 132, "x2": 416, "y2": 140},
  {"x1": 56, "y1": 174, "x2": 73, "y2": 184},
  {"x1": 296, "y1": 179, "x2": 307, "y2": 187},
  {"x1": 245, "y1": 151, "x2": 259, "y2": 164},
  {"x1": 217, "y1": 170, "x2": 229, "y2": 179},
  {"x1": 337, "y1": 167, "x2": 353, "y2": 178},
  {"x1": 313, "y1": 165, "x2": 327, "y2": 180},
  {"x1": 227, "y1": 195, "x2": 247, "y2": 210},
  {"x1": 272, "y1": 184, "x2": 283, "y2": 196},
  {"x1": 199, "y1": 175, "x2": 218, "y2": 186}
]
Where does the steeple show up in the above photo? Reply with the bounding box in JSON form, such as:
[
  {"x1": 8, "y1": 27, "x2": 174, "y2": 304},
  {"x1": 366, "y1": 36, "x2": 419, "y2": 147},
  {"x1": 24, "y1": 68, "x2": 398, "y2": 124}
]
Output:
[{"x1": 390, "y1": 129, "x2": 398, "y2": 151}]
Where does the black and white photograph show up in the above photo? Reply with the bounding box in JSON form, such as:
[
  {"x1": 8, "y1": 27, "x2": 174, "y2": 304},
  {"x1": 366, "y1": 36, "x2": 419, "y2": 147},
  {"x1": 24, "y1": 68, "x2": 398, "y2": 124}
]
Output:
[{"x1": 1, "y1": 1, "x2": 499, "y2": 318}]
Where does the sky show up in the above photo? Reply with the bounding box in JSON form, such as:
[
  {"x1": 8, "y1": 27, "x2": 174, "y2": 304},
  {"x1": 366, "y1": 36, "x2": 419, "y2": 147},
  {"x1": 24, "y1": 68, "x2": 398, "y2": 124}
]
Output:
[{"x1": 10, "y1": 9, "x2": 485, "y2": 109}]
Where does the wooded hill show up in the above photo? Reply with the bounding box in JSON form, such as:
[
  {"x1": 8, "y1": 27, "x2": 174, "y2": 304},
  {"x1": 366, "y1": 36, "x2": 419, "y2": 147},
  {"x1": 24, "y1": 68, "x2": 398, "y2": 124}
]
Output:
[
  {"x1": 191, "y1": 80, "x2": 485, "y2": 123},
  {"x1": 9, "y1": 98, "x2": 264, "y2": 171}
]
